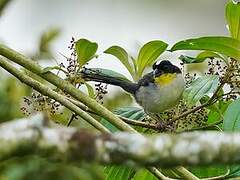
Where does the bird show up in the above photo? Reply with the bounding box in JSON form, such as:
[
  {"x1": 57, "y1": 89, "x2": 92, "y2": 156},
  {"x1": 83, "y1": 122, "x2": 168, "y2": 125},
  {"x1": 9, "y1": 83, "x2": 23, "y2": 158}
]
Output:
[{"x1": 80, "y1": 60, "x2": 185, "y2": 114}]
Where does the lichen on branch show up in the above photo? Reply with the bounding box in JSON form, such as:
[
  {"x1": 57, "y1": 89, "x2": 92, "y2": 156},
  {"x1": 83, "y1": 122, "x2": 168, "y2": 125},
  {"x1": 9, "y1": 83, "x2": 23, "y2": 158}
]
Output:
[{"x1": 1, "y1": 114, "x2": 240, "y2": 168}]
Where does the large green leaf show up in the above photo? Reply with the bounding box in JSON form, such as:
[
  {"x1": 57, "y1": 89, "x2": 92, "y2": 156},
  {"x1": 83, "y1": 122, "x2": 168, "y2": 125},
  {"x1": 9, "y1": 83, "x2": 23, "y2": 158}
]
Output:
[
  {"x1": 226, "y1": 1, "x2": 240, "y2": 40},
  {"x1": 137, "y1": 40, "x2": 168, "y2": 77},
  {"x1": 189, "y1": 166, "x2": 229, "y2": 179},
  {"x1": 223, "y1": 98, "x2": 240, "y2": 178},
  {"x1": 223, "y1": 98, "x2": 240, "y2": 131},
  {"x1": 183, "y1": 75, "x2": 219, "y2": 105},
  {"x1": 75, "y1": 39, "x2": 98, "y2": 67},
  {"x1": 133, "y1": 169, "x2": 157, "y2": 180},
  {"x1": 179, "y1": 51, "x2": 224, "y2": 64},
  {"x1": 100, "y1": 107, "x2": 144, "y2": 133},
  {"x1": 171, "y1": 36, "x2": 240, "y2": 60},
  {"x1": 104, "y1": 46, "x2": 134, "y2": 76},
  {"x1": 104, "y1": 166, "x2": 135, "y2": 180},
  {"x1": 207, "y1": 100, "x2": 231, "y2": 124}
]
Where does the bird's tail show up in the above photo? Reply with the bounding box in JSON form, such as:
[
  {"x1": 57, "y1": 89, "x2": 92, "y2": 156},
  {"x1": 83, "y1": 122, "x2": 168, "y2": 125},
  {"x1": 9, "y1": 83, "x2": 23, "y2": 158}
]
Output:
[{"x1": 79, "y1": 68, "x2": 139, "y2": 94}]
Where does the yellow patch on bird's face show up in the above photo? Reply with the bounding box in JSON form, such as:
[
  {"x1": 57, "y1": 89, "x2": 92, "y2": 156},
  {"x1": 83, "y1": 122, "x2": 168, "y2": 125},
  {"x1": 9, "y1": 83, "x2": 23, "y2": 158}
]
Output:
[{"x1": 154, "y1": 73, "x2": 177, "y2": 86}]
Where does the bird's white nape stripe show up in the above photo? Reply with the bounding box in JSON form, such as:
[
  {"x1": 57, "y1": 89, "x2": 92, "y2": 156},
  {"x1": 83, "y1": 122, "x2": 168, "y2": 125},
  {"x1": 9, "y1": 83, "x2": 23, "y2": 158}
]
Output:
[{"x1": 155, "y1": 61, "x2": 161, "y2": 66}]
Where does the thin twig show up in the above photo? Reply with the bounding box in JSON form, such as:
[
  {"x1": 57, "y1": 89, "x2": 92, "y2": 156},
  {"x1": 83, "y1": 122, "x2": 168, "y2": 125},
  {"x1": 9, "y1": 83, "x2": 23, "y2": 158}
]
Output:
[{"x1": 118, "y1": 116, "x2": 158, "y2": 130}]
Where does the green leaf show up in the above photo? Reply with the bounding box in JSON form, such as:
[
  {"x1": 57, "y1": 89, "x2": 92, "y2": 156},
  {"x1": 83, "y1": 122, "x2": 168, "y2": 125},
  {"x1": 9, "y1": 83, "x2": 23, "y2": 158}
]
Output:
[
  {"x1": 180, "y1": 51, "x2": 224, "y2": 64},
  {"x1": 104, "y1": 46, "x2": 134, "y2": 76},
  {"x1": 100, "y1": 107, "x2": 144, "y2": 133},
  {"x1": 207, "y1": 100, "x2": 231, "y2": 124},
  {"x1": 38, "y1": 28, "x2": 61, "y2": 59},
  {"x1": 226, "y1": 1, "x2": 240, "y2": 40},
  {"x1": 42, "y1": 66, "x2": 66, "y2": 74},
  {"x1": 84, "y1": 83, "x2": 94, "y2": 98},
  {"x1": 223, "y1": 98, "x2": 240, "y2": 178},
  {"x1": 196, "y1": 51, "x2": 224, "y2": 60},
  {"x1": 183, "y1": 75, "x2": 219, "y2": 105},
  {"x1": 75, "y1": 39, "x2": 98, "y2": 67},
  {"x1": 104, "y1": 166, "x2": 135, "y2": 180},
  {"x1": 171, "y1": 36, "x2": 240, "y2": 60},
  {"x1": 115, "y1": 107, "x2": 144, "y2": 120},
  {"x1": 83, "y1": 68, "x2": 131, "y2": 82},
  {"x1": 189, "y1": 166, "x2": 229, "y2": 179},
  {"x1": 223, "y1": 98, "x2": 240, "y2": 131},
  {"x1": 227, "y1": 165, "x2": 240, "y2": 178},
  {"x1": 133, "y1": 169, "x2": 157, "y2": 180},
  {"x1": 137, "y1": 40, "x2": 168, "y2": 77}
]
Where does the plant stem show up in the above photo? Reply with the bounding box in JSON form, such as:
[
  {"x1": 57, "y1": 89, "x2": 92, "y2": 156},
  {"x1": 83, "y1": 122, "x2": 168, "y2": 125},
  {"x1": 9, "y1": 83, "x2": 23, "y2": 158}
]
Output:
[
  {"x1": 117, "y1": 116, "x2": 158, "y2": 129},
  {"x1": 0, "y1": 44, "x2": 133, "y2": 132}
]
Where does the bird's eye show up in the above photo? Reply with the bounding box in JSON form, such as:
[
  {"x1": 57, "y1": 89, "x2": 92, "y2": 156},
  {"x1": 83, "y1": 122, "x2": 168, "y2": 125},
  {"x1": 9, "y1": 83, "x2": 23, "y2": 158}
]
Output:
[{"x1": 163, "y1": 65, "x2": 170, "y2": 71}]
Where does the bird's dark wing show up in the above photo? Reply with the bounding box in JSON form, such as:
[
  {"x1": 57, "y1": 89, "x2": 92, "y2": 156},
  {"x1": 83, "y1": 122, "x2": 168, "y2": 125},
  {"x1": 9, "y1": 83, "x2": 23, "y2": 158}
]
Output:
[{"x1": 137, "y1": 71, "x2": 154, "y2": 86}]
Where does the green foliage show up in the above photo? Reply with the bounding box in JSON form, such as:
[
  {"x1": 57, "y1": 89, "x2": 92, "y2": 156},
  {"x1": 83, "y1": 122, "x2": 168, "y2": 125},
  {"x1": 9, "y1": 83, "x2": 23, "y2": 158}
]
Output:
[
  {"x1": 1, "y1": 0, "x2": 240, "y2": 179},
  {"x1": 104, "y1": 166, "x2": 135, "y2": 180},
  {"x1": 42, "y1": 66, "x2": 67, "y2": 74},
  {"x1": 100, "y1": 107, "x2": 144, "y2": 133},
  {"x1": 0, "y1": 76, "x2": 27, "y2": 121},
  {"x1": 0, "y1": 156, "x2": 104, "y2": 180},
  {"x1": 171, "y1": 36, "x2": 240, "y2": 60},
  {"x1": 84, "y1": 82, "x2": 95, "y2": 98},
  {"x1": 207, "y1": 100, "x2": 231, "y2": 124},
  {"x1": 104, "y1": 40, "x2": 168, "y2": 81},
  {"x1": 133, "y1": 169, "x2": 157, "y2": 180},
  {"x1": 189, "y1": 166, "x2": 229, "y2": 179},
  {"x1": 226, "y1": 0, "x2": 240, "y2": 40},
  {"x1": 179, "y1": 51, "x2": 224, "y2": 64},
  {"x1": 223, "y1": 98, "x2": 240, "y2": 178},
  {"x1": 223, "y1": 98, "x2": 240, "y2": 131},
  {"x1": 183, "y1": 75, "x2": 219, "y2": 105},
  {"x1": 38, "y1": 28, "x2": 61, "y2": 59},
  {"x1": 104, "y1": 92, "x2": 133, "y2": 111},
  {"x1": 0, "y1": 0, "x2": 11, "y2": 16},
  {"x1": 136, "y1": 40, "x2": 168, "y2": 77},
  {"x1": 104, "y1": 46, "x2": 135, "y2": 78},
  {"x1": 103, "y1": 107, "x2": 144, "y2": 179},
  {"x1": 75, "y1": 39, "x2": 98, "y2": 67}
]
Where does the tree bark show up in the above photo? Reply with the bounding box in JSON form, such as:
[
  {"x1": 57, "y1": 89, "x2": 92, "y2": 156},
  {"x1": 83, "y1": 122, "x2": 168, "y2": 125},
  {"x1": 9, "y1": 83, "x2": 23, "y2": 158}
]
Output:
[{"x1": 1, "y1": 114, "x2": 240, "y2": 168}]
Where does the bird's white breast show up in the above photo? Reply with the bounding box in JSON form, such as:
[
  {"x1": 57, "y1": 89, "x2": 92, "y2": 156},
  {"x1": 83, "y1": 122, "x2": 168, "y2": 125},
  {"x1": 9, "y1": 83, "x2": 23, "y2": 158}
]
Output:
[{"x1": 135, "y1": 74, "x2": 185, "y2": 113}]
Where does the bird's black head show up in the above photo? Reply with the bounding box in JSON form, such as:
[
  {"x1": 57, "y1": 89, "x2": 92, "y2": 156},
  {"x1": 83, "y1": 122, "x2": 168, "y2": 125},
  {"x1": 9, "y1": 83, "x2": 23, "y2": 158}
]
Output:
[{"x1": 152, "y1": 60, "x2": 181, "y2": 77}]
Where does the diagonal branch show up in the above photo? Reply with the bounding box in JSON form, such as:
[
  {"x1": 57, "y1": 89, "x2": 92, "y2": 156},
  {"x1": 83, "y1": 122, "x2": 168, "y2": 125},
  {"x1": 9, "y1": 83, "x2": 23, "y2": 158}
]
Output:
[{"x1": 0, "y1": 58, "x2": 110, "y2": 133}]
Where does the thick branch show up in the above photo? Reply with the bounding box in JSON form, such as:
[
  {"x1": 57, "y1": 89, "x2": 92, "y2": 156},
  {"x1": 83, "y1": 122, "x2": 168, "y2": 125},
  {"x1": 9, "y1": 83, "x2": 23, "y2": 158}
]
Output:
[
  {"x1": 0, "y1": 44, "x2": 134, "y2": 132},
  {"x1": 2, "y1": 114, "x2": 240, "y2": 168}
]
